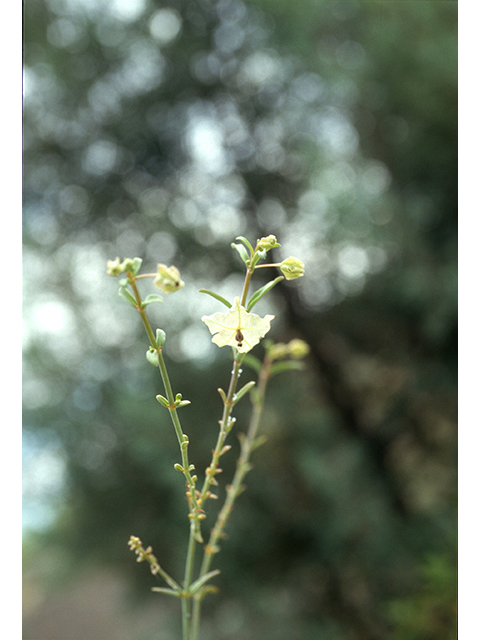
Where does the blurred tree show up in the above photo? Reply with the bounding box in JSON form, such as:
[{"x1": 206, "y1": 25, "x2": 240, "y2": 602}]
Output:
[{"x1": 23, "y1": 1, "x2": 457, "y2": 639}]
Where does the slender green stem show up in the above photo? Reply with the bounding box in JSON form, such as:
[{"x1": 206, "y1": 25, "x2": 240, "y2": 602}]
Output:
[
  {"x1": 128, "y1": 274, "x2": 198, "y2": 505},
  {"x1": 240, "y1": 268, "x2": 254, "y2": 307},
  {"x1": 190, "y1": 354, "x2": 273, "y2": 640},
  {"x1": 198, "y1": 354, "x2": 243, "y2": 505},
  {"x1": 127, "y1": 273, "x2": 201, "y2": 640},
  {"x1": 198, "y1": 266, "x2": 254, "y2": 506},
  {"x1": 127, "y1": 261, "x2": 268, "y2": 640}
]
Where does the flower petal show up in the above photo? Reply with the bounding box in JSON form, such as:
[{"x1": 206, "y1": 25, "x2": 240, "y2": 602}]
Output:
[{"x1": 202, "y1": 297, "x2": 274, "y2": 353}]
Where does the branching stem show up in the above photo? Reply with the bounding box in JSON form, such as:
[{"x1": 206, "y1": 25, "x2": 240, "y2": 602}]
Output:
[
  {"x1": 190, "y1": 352, "x2": 273, "y2": 640},
  {"x1": 127, "y1": 273, "x2": 202, "y2": 640}
]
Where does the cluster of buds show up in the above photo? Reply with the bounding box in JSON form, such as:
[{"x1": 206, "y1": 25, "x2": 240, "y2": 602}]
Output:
[
  {"x1": 107, "y1": 258, "x2": 184, "y2": 294},
  {"x1": 256, "y1": 235, "x2": 304, "y2": 280},
  {"x1": 128, "y1": 536, "x2": 162, "y2": 576},
  {"x1": 267, "y1": 338, "x2": 310, "y2": 361}
]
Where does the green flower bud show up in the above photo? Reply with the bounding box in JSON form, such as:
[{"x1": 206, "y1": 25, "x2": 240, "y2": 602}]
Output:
[
  {"x1": 280, "y1": 257, "x2": 305, "y2": 280},
  {"x1": 267, "y1": 343, "x2": 289, "y2": 360},
  {"x1": 257, "y1": 235, "x2": 281, "y2": 251},
  {"x1": 106, "y1": 257, "x2": 126, "y2": 276},
  {"x1": 287, "y1": 339, "x2": 310, "y2": 359},
  {"x1": 154, "y1": 264, "x2": 184, "y2": 293},
  {"x1": 123, "y1": 257, "x2": 143, "y2": 277}
]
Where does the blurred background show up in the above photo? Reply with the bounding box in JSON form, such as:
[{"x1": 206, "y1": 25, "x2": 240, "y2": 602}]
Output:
[{"x1": 22, "y1": 1, "x2": 457, "y2": 639}]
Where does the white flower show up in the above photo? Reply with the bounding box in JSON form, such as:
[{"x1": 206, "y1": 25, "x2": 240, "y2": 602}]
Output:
[{"x1": 202, "y1": 297, "x2": 274, "y2": 353}]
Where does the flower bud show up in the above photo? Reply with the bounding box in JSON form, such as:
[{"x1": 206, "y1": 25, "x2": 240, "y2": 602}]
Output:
[
  {"x1": 106, "y1": 257, "x2": 126, "y2": 276},
  {"x1": 287, "y1": 339, "x2": 310, "y2": 359},
  {"x1": 280, "y1": 257, "x2": 305, "y2": 280},
  {"x1": 154, "y1": 264, "x2": 184, "y2": 293},
  {"x1": 123, "y1": 257, "x2": 143, "y2": 277},
  {"x1": 257, "y1": 235, "x2": 281, "y2": 251},
  {"x1": 268, "y1": 343, "x2": 289, "y2": 360}
]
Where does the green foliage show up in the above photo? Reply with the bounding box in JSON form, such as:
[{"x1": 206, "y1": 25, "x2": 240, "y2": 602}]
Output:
[{"x1": 387, "y1": 553, "x2": 457, "y2": 640}]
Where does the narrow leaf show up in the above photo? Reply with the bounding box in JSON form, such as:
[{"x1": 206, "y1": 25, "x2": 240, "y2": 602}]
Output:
[
  {"x1": 233, "y1": 380, "x2": 256, "y2": 403},
  {"x1": 198, "y1": 289, "x2": 232, "y2": 308},
  {"x1": 151, "y1": 587, "x2": 182, "y2": 598},
  {"x1": 188, "y1": 570, "x2": 221, "y2": 596},
  {"x1": 118, "y1": 286, "x2": 137, "y2": 307},
  {"x1": 143, "y1": 294, "x2": 164, "y2": 306},
  {"x1": 241, "y1": 354, "x2": 262, "y2": 373},
  {"x1": 251, "y1": 435, "x2": 268, "y2": 451},
  {"x1": 269, "y1": 361, "x2": 305, "y2": 376},
  {"x1": 247, "y1": 276, "x2": 284, "y2": 311},
  {"x1": 231, "y1": 242, "x2": 250, "y2": 264},
  {"x1": 250, "y1": 248, "x2": 267, "y2": 269},
  {"x1": 235, "y1": 236, "x2": 254, "y2": 255}
]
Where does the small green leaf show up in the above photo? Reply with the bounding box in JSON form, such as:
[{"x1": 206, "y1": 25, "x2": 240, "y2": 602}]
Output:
[
  {"x1": 251, "y1": 435, "x2": 268, "y2": 451},
  {"x1": 231, "y1": 242, "x2": 250, "y2": 264},
  {"x1": 246, "y1": 276, "x2": 284, "y2": 311},
  {"x1": 143, "y1": 294, "x2": 164, "y2": 306},
  {"x1": 130, "y1": 257, "x2": 143, "y2": 277},
  {"x1": 176, "y1": 400, "x2": 191, "y2": 408},
  {"x1": 156, "y1": 394, "x2": 170, "y2": 407},
  {"x1": 151, "y1": 587, "x2": 182, "y2": 598},
  {"x1": 156, "y1": 329, "x2": 166, "y2": 347},
  {"x1": 269, "y1": 360, "x2": 305, "y2": 376},
  {"x1": 146, "y1": 348, "x2": 160, "y2": 366},
  {"x1": 235, "y1": 236, "x2": 254, "y2": 255},
  {"x1": 242, "y1": 354, "x2": 262, "y2": 372},
  {"x1": 250, "y1": 387, "x2": 261, "y2": 405},
  {"x1": 232, "y1": 380, "x2": 256, "y2": 403},
  {"x1": 250, "y1": 248, "x2": 267, "y2": 269},
  {"x1": 188, "y1": 570, "x2": 221, "y2": 596},
  {"x1": 198, "y1": 289, "x2": 232, "y2": 308},
  {"x1": 118, "y1": 286, "x2": 137, "y2": 307}
]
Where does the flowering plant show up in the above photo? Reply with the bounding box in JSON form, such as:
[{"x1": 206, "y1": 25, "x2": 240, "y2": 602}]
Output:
[{"x1": 107, "y1": 235, "x2": 307, "y2": 640}]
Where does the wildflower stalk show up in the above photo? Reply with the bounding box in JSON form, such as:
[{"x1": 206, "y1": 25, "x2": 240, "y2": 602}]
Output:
[
  {"x1": 190, "y1": 348, "x2": 273, "y2": 639},
  {"x1": 108, "y1": 235, "x2": 306, "y2": 640},
  {"x1": 197, "y1": 265, "x2": 254, "y2": 507},
  {"x1": 126, "y1": 271, "x2": 202, "y2": 640},
  {"x1": 127, "y1": 274, "x2": 199, "y2": 510}
]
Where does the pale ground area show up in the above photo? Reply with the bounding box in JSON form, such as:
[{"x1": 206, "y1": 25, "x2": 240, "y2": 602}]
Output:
[{"x1": 23, "y1": 566, "x2": 179, "y2": 640}]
